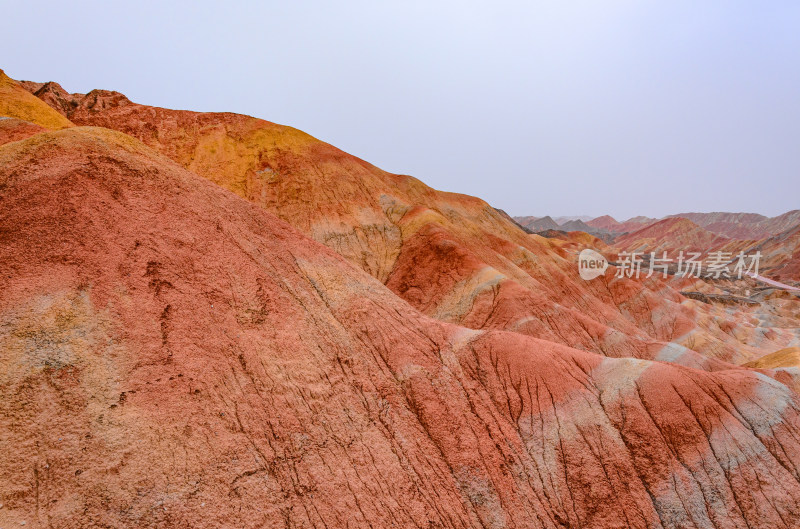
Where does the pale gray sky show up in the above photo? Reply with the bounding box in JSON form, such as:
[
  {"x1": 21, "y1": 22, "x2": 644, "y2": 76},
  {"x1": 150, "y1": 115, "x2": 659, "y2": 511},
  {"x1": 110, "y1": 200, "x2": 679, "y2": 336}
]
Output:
[{"x1": 3, "y1": 0, "x2": 799, "y2": 219}]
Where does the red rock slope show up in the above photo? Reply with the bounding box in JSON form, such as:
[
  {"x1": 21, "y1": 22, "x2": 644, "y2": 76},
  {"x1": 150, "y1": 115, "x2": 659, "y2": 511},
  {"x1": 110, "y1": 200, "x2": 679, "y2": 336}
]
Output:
[
  {"x1": 614, "y1": 217, "x2": 731, "y2": 255},
  {"x1": 587, "y1": 215, "x2": 657, "y2": 234},
  {"x1": 743, "y1": 223, "x2": 800, "y2": 283},
  {"x1": 0, "y1": 69, "x2": 73, "y2": 130},
  {"x1": 3, "y1": 122, "x2": 800, "y2": 528},
  {"x1": 17, "y1": 79, "x2": 798, "y2": 366},
  {"x1": 668, "y1": 211, "x2": 800, "y2": 240}
]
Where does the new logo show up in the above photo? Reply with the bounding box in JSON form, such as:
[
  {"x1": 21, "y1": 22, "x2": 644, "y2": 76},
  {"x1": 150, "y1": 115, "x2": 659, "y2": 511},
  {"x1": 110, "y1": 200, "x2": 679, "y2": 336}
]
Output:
[{"x1": 578, "y1": 249, "x2": 608, "y2": 280}]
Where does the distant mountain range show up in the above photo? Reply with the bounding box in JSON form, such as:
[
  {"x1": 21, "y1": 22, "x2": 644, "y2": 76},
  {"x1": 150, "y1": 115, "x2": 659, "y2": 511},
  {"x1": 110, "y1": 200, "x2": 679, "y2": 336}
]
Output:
[
  {"x1": 515, "y1": 210, "x2": 800, "y2": 280},
  {"x1": 516, "y1": 210, "x2": 800, "y2": 240}
]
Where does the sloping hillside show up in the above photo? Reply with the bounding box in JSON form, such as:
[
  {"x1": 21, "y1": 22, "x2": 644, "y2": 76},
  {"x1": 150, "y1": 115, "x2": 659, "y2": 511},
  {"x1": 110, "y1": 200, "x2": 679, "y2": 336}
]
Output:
[
  {"x1": 3, "y1": 121, "x2": 800, "y2": 528},
  {"x1": 16, "y1": 77, "x2": 798, "y2": 366}
]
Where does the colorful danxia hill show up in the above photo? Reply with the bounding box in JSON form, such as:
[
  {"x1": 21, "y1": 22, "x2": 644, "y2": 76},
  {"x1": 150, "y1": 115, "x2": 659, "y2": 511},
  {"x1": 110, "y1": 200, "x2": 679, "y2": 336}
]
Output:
[{"x1": 1, "y1": 69, "x2": 800, "y2": 528}]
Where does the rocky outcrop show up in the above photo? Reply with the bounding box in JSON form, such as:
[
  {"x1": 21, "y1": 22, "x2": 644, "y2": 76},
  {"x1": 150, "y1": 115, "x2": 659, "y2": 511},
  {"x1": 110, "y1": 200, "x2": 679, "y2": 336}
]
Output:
[
  {"x1": 614, "y1": 217, "x2": 731, "y2": 255},
  {"x1": 667, "y1": 211, "x2": 800, "y2": 240},
  {"x1": 15, "y1": 73, "x2": 800, "y2": 367},
  {"x1": 745, "y1": 347, "x2": 800, "y2": 369},
  {"x1": 514, "y1": 215, "x2": 559, "y2": 232},
  {"x1": 0, "y1": 117, "x2": 46, "y2": 146},
  {"x1": 3, "y1": 126, "x2": 800, "y2": 528},
  {"x1": 0, "y1": 70, "x2": 73, "y2": 130},
  {"x1": 740, "y1": 224, "x2": 800, "y2": 282},
  {"x1": 586, "y1": 215, "x2": 658, "y2": 234}
]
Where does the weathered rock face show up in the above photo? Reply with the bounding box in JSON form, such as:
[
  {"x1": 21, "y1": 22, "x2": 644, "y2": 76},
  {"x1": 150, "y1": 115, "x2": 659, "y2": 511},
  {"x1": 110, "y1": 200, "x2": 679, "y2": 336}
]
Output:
[
  {"x1": 3, "y1": 126, "x2": 800, "y2": 529},
  {"x1": 0, "y1": 70, "x2": 73, "y2": 130},
  {"x1": 664, "y1": 211, "x2": 800, "y2": 240},
  {"x1": 611, "y1": 215, "x2": 800, "y2": 284},
  {"x1": 742, "y1": 224, "x2": 800, "y2": 282},
  {"x1": 0, "y1": 116, "x2": 46, "y2": 146},
  {"x1": 3, "y1": 71, "x2": 800, "y2": 528},
  {"x1": 515, "y1": 215, "x2": 560, "y2": 232},
  {"x1": 614, "y1": 217, "x2": 732, "y2": 255},
  {"x1": 745, "y1": 347, "x2": 800, "y2": 369},
  {"x1": 585, "y1": 211, "x2": 800, "y2": 268},
  {"x1": 18, "y1": 79, "x2": 800, "y2": 366},
  {"x1": 586, "y1": 215, "x2": 658, "y2": 235}
]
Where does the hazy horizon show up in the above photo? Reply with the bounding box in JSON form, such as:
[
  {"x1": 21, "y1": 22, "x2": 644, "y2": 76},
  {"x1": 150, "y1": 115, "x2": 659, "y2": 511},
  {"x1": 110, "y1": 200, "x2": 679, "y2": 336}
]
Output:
[
  {"x1": 3, "y1": 0, "x2": 799, "y2": 219},
  {"x1": 514, "y1": 209, "x2": 799, "y2": 223}
]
